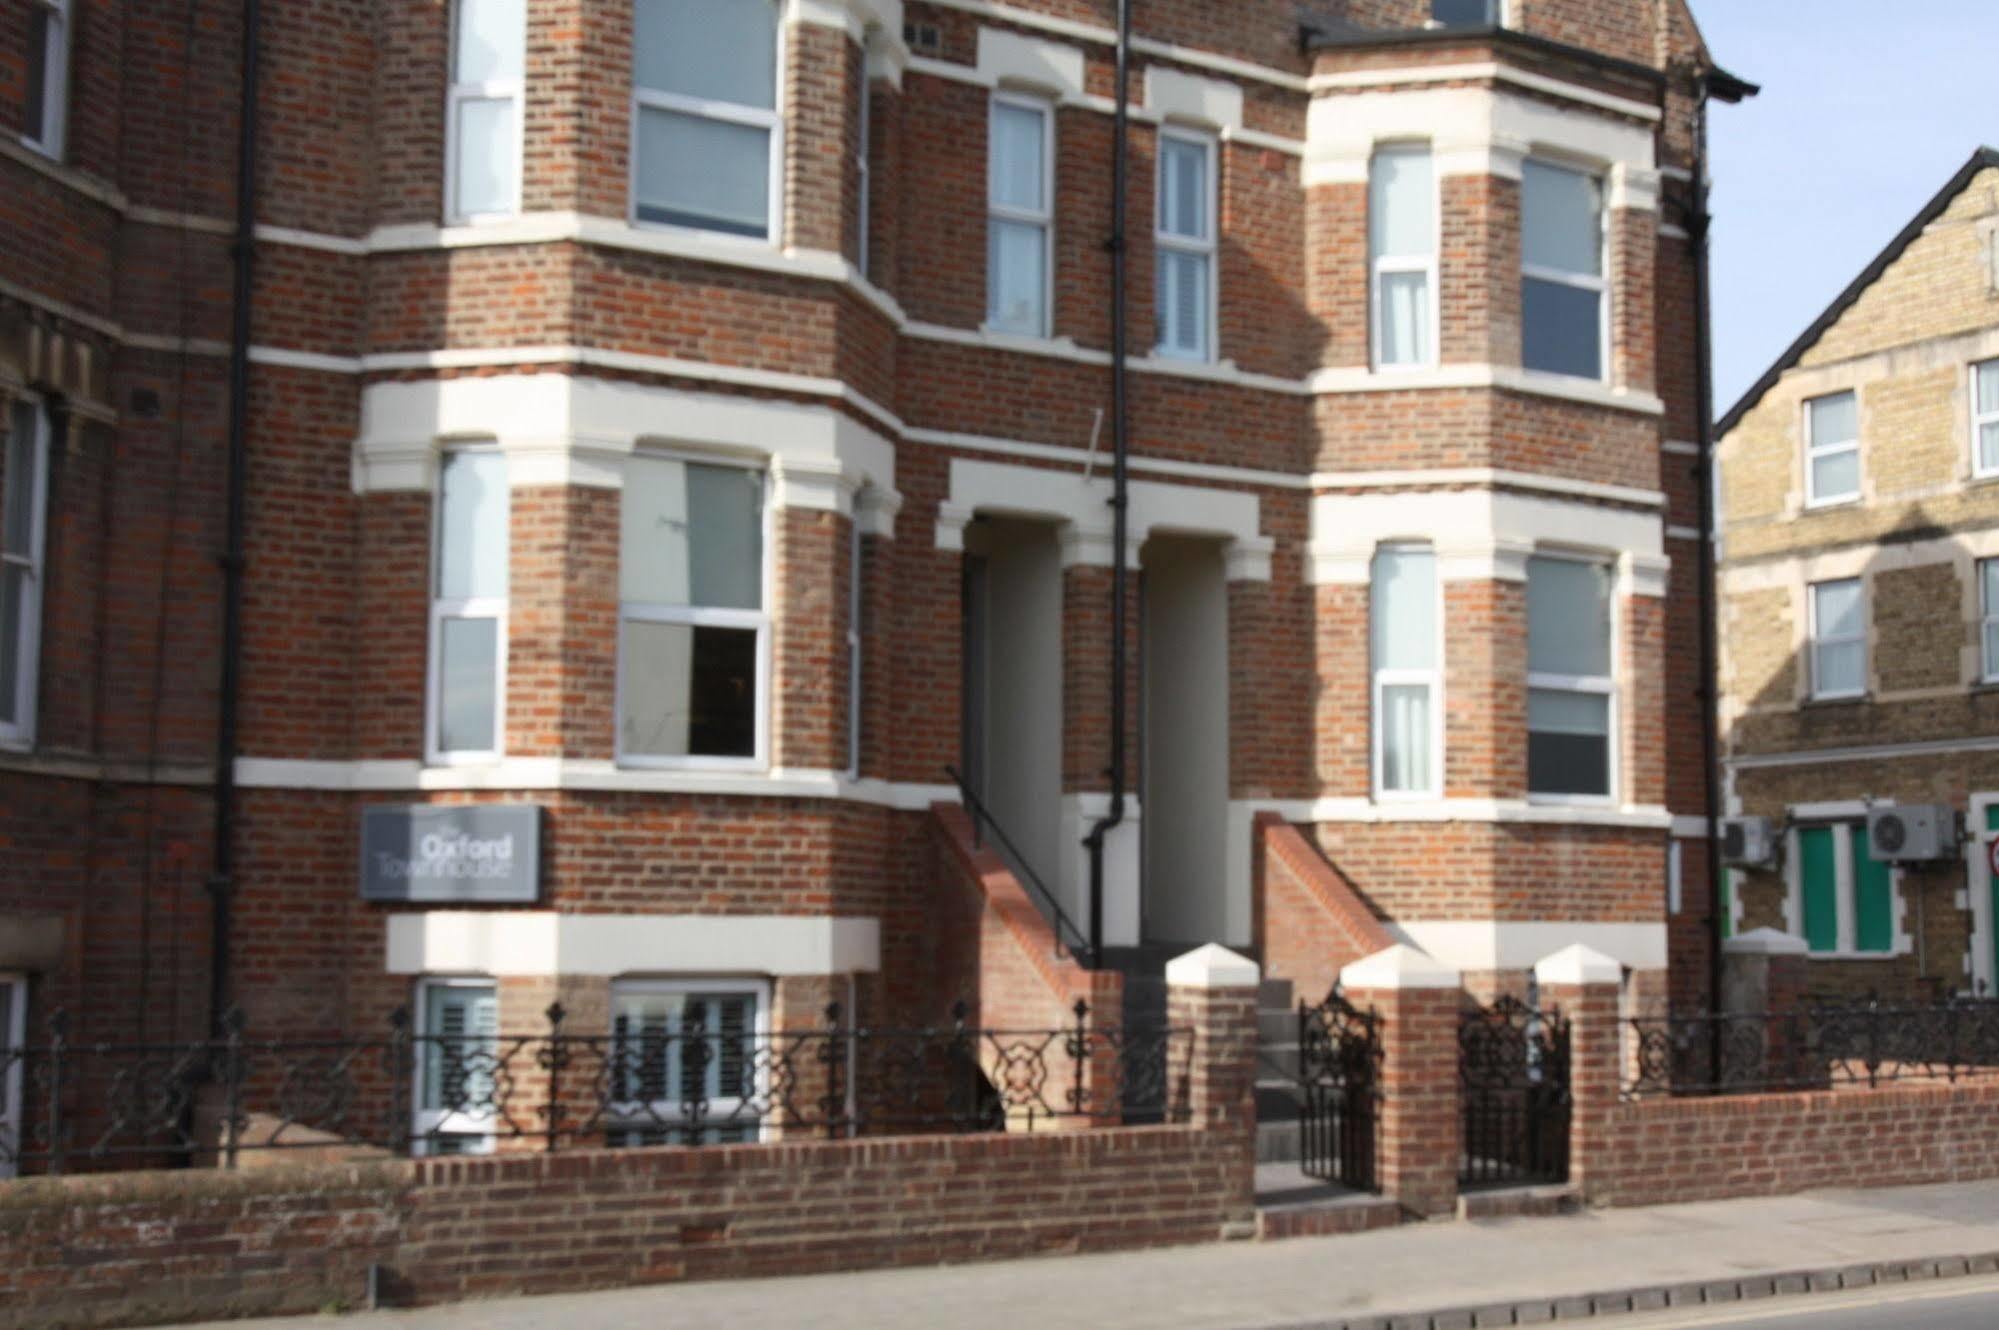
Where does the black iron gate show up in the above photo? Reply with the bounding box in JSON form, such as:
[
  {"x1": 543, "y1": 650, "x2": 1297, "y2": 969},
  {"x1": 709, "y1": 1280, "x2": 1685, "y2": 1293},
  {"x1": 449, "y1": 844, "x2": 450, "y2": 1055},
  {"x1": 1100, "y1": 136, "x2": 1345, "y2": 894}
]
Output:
[
  {"x1": 1296, "y1": 989, "x2": 1380, "y2": 1191},
  {"x1": 1459, "y1": 995, "x2": 1570, "y2": 1190}
]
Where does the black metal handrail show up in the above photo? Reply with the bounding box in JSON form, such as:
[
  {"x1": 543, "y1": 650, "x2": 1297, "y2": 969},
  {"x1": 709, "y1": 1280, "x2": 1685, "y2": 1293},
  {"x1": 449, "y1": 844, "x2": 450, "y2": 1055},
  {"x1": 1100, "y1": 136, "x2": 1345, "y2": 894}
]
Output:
[{"x1": 944, "y1": 765, "x2": 1096, "y2": 967}]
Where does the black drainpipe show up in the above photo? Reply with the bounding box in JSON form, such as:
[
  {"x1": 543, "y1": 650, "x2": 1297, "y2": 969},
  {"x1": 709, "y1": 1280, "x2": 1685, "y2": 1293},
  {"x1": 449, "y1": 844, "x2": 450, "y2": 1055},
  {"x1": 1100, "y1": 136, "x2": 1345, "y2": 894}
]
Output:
[
  {"x1": 1082, "y1": 0, "x2": 1133, "y2": 972},
  {"x1": 209, "y1": 0, "x2": 260, "y2": 1034},
  {"x1": 1689, "y1": 79, "x2": 1724, "y2": 1021}
]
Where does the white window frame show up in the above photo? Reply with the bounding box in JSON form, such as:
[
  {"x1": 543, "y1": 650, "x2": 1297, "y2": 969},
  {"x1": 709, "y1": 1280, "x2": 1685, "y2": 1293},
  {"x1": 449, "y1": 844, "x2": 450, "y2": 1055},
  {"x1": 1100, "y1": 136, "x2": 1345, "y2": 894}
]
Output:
[
  {"x1": 845, "y1": 516, "x2": 863, "y2": 779},
  {"x1": 425, "y1": 447, "x2": 509, "y2": 766},
  {"x1": 1370, "y1": 543, "x2": 1443, "y2": 801},
  {"x1": 443, "y1": 0, "x2": 527, "y2": 224},
  {"x1": 614, "y1": 451, "x2": 772, "y2": 772},
  {"x1": 1153, "y1": 124, "x2": 1218, "y2": 363},
  {"x1": 1520, "y1": 157, "x2": 1610, "y2": 384},
  {"x1": 628, "y1": 2, "x2": 786, "y2": 244},
  {"x1": 1972, "y1": 359, "x2": 1999, "y2": 481},
  {"x1": 0, "y1": 972, "x2": 24, "y2": 1180},
  {"x1": 411, "y1": 975, "x2": 499, "y2": 1156},
  {"x1": 0, "y1": 397, "x2": 51, "y2": 752},
  {"x1": 607, "y1": 977, "x2": 771, "y2": 1146},
  {"x1": 985, "y1": 90, "x2": 1055, "y2": 339},
  {"x1": 1982, "y1": 557, "x2": 1999, "y2": 686},
  {"x1": 22, "y1": 0, "x2": 70, "y2": 161},
  {"x1": 1525, "y1": 550, "x2": 1619, "y2": 806},
  {"x1": 854, "y1": 60, "x2": 871, "y2": 279},
  {"x1": 1807, "y1": 576, "x2": 1867, "y2": 701},
  {"x1": 1803, "y1": 391, "x2": 1861, "y2": 507},
  {"x1": 1369, "y1": 144, "x2": 1439, "y2": 372}
]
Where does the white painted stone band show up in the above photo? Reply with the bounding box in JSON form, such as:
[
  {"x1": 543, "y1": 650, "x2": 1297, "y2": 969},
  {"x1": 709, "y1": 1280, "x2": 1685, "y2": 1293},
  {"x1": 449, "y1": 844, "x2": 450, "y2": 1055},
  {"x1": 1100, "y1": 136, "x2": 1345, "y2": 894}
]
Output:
[
  {"x1": 386, "y1": 912, "x2": 881, "y2": 977},
  {"x1": 1391, "y1": 921, "x2": 1667, "y2": 972}
]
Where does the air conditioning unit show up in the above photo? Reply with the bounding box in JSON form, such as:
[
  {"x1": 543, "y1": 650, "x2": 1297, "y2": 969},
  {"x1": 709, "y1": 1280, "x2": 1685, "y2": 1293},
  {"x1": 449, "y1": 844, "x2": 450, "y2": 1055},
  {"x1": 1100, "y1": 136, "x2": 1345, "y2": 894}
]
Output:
[
  {"x1": 1865, "y1": 804, "x2": 1960, "y2": 863},
  {"x1": 1720, "y1": 816, "x2": 1779, "y2": 869}
]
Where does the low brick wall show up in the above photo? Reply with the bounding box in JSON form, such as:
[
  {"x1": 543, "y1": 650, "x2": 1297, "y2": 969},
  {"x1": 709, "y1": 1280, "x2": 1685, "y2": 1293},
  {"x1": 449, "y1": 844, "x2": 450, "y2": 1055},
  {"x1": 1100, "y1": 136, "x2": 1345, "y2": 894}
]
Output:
[
  {"x1": 1585, "y1": 1080, "x2": 1999, "y2": 1209},
  {"x1": 0, "y1": 1124, "x2": 1255, "y2": 1330}
]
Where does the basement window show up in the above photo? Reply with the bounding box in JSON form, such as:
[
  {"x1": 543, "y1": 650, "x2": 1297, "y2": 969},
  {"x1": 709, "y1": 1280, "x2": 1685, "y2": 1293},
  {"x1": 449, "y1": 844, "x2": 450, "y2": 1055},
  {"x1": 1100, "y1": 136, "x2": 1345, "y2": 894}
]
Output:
[
  {"x1": 617, "y1": 454, "x2": 768, "y2": 768},
  {"x1": 428, "y1": 449, "x2": 510, "y2": 764},
  {"x1": 22, "y1": 0, "x2": 70, "y2": 161},
  {"x1": 1521, "y1": 159, "x2": 1607, "y2": 381},
  {"x1": 446, "y1": 0, "x2": 525, "y2": 222},
  {"x1": 632, "y1": 0, "x2": 782, "y2": 240},
  {"x1": 1526, "y1": 554, "x2": 1615, "y2": 800},
  {"x1": 413, "y1": 977, "x2": 499, "y2": 1156},
  {"x1": 0, "y1": 398, "x2": 50, "y2": 751},
  {"x1": 1807, "y1": 577, "x2": 1865, "y2": 700},
  {"x1": 1792, "y1": 823, "x2": 1896, "y2": 956},
  {"x1": 607, "y1": 981, "x2": 768, "y2": 1146}
]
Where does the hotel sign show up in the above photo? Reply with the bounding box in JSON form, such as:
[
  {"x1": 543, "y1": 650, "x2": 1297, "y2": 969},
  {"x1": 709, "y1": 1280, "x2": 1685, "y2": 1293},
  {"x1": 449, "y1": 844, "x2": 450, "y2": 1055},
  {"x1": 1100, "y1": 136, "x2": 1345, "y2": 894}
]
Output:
[{"x1": 359, "y1": 804, "x2": 542, "y2": 903}]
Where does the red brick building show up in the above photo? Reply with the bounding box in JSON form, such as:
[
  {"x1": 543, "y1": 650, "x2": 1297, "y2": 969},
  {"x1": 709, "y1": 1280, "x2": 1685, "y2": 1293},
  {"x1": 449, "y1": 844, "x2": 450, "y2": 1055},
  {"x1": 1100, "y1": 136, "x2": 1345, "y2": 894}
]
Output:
[{"x1": 0, "y1": 0, "x2": 1746, "y2": 1160}]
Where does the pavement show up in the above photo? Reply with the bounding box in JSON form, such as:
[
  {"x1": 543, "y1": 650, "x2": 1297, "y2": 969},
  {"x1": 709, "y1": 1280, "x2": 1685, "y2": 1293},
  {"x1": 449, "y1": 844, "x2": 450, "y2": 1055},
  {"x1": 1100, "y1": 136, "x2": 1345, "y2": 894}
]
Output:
[{"x1": 187, "y1": 1180, "x2": 1999, "y2": 1330}]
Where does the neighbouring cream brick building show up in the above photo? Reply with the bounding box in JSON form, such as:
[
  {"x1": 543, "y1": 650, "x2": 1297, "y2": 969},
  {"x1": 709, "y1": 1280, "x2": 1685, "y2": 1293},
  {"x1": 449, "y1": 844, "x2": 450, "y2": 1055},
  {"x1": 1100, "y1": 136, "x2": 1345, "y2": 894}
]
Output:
[{"x1": 1717, "y1": 147, "x2": 1999, "y2": 1000}]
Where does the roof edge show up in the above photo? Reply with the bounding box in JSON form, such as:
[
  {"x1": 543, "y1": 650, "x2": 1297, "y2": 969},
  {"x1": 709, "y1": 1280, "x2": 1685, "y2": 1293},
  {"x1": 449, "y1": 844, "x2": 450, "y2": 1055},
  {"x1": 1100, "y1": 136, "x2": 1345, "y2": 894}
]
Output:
[
  {"x1": 1717, "y1": 146, "x2": 1999, "y2": 438},
  {"x1": 1298, "y1": 21, "x2": 1666, "y2": 89}
]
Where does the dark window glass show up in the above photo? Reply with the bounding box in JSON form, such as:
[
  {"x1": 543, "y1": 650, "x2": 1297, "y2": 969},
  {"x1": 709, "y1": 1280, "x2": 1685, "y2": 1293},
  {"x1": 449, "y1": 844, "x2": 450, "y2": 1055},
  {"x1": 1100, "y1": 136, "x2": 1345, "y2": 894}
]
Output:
[
  {"x1": 1526, "y1": 729, "x2": 1609, "y2": 797},
  {"x1": 1432, "y1": 0, "x2": 1497, "y2": 26},
  {"x1": 1522, "y1": 278, "x2": 1603, "y2": 379},
  {"x1": 24, "y1": 8, "x2": 50, "y2": 143}
]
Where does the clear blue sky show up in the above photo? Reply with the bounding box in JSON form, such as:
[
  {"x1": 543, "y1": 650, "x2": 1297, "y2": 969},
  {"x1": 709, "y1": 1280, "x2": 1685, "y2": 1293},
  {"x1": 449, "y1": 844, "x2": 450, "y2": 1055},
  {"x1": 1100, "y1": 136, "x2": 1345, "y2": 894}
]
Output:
[{"x1": 1696, "y1": 1, "x2": 1999, "y2": 415}]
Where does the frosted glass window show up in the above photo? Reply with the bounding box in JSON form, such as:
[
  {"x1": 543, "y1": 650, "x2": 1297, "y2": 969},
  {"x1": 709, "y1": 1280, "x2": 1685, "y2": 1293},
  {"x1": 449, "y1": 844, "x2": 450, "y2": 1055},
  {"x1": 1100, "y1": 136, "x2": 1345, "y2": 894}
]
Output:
[
  {"x1": 1370, "y1": 147, "x2": 1435, "y2": 369},
  {"x1": 619, "y1": 457, "x2": 767, "y2": 765},
  {"x1": 988, "y1": 98, "x2": 1052, "y2": 336},
  {"x1": 1973, "y1": 361, "x2": 1999, "y2": 477},
  {"x1": 1, "y1": 401, "x2": 48, "y2": 744},
  {"x1": 447, "y1": 0, "x2": 524, "y2": 220},
  {"x1": 1527, "y1": 555, "x2": 1614, "y2": 798},
  {"x1": 23, "y1": 0, "x2": 69, "y2": 159},
  {"x1": 1982, "y1": 559, "x2": 1999, "y2": 684},
  {"x1": 1522, "y1": 160, "x2": 1606, "y2": 380},
  {"x1": 1809, "y1": 578, "x2": 1865, "y2": 699},
  {"x1": 1372, "y1": 546, "x2": 1439, "y2": 796},
  {"x1": 1805, "y1": 391, "x2": 1860, "y2": 505},
  {"x1": 1155, "y1": 131, "x2": 1216, "y2": 360},
  {"x1": 632, "y1": 0, "x2": 780, "y2": 239},
  {"x1": 429, "y1": 451, "x2": 509, "y2": 760}
]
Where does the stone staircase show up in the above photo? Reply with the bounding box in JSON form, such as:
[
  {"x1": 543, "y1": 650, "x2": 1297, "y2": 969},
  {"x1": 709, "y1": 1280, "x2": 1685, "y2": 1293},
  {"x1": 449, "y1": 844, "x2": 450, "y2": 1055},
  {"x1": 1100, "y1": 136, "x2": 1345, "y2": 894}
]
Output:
[{"x1": 1255, "y1": 975, "x2": 1308, "y2": 1163}]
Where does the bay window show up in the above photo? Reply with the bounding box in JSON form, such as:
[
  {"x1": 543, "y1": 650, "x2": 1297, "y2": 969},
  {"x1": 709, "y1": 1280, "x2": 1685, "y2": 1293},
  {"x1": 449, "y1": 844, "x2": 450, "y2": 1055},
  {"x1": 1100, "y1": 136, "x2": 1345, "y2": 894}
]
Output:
[
  {"x1": 987, "y1": 94, "x2": 1052, "y2": 337},
  {"x1": 428, "y1": 449, "x2": 509, "y2": 763},
  {"x1": 618, "y1": 455, "x2": 767, "y2": 766},
  {"x1": 1808, "y1": 577, "x2": 1865, "y2": 700},
  {"x1": 1804, "y1": 391, "x2": 1860, "y2": 506},
  {"x1": 23, "y1": 0, "x2": 70, "y2": 160},
  {"x1": 1526, "y1": 554, "x2": 1615, "y2": 799},
  {"x1": 632, "y1": 0, "x2": 781, "y2": 239},
  {"x1": 1521, "y1": 159, "x2": 1606, "y2": 381},
  {"x1": 1, "y1": 399, "x2": 49, "y2": 750},
  {"x1": 608, "y1": 981, "x2": 766, "y2": 1146},
  {"x1": 1155, "y1": 127, "x2": 1216, "y2": 361},
  {"x1": 1371, "y1": 544, "x2": 1440, "y2": 797},
  {"x1": 413, "y1": 977, "x2": 499, "y2": 1156},
  {"x1": 1369, "y1": 144, "x2": 1436, "y2": 369},
  {"x1": 446, "y1": 0, "x2": 525, "y2": 221}
]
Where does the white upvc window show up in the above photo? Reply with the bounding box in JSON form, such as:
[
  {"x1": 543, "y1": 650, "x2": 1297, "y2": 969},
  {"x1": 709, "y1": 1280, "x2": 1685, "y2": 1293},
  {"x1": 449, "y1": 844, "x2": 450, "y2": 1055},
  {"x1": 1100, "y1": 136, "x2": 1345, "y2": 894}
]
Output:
[
  {"x1": 1369, "y1": 143, "x2": 1437, "y2": 370},
  {"x1": 1154, "y1": 126, "x2": 1217, "y2": 362},
  {"x1": 854, "y1": 63, "x2": 871, "y2": 279},
  {"x1": 0, "y1": 972, "x2": 24, "y2": 1180},
  {"x1": 1982, "y1": 558, "x2": 1999, "y2": 685},
  {"x1": 987, "y1": 92, "x2": 1053, "y2": 337},
  {"x1": 413, "y1": 977, "x2": 499, "y2": 1156},
  {"x1": 1521, "y1": 158, "x2": 1607, "y2": 381},
  {"x1": 22, "y1": 0, "x2": 70, "y2": 161},
  {"x1": 845, "y1": 516, "x2": 863, "y2": 778},
  {"x1": 1808, "y1": 576, "x2": 1866, "y2": 700},
  {"x1": 1371, "y1": 544, "x2": 1441, "y2": 798},
  {"x1": 1431, "y1": 0, "x2": 1503, "y2": 24},
  {"x1": 607, "y1": 979, "x2": 768, "y2": 1147},
  {"x1": 1973, "y1": 360, "x2": 1999, "y2": 479},
  {"x1": 1804, "y1": 391, "x2": 1860, "y2": 507},
  {"x1": 446, "y1": 0, "x2": 526, "y2": 222},
  {"x1": 1, "y1": 398, "x2": 50, "y2": 751},
  {"x1": 617, "y1": 454, "x2": 769, "y2": 768},
  {"x1": 427, "y1": 449, "x2": 509, "y2": 764},
  {"x1": 631, "y1": 0, "x2": 782, "y2": 240},
  {"x1": 1526, "y1": 553, "x2": 1616, "y2": 801}
]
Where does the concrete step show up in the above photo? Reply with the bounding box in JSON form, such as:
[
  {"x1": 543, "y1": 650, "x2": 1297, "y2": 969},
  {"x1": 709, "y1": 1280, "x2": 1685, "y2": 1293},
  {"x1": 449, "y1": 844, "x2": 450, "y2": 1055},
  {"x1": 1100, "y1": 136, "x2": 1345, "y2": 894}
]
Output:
[{"x1": 1256, "y1": 1118, "x2": 1302, "y2": 1162}]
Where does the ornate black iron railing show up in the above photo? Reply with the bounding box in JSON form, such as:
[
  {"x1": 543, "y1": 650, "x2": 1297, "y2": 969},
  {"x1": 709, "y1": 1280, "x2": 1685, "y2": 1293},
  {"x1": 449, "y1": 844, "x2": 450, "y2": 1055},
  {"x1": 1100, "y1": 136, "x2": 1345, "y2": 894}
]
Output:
[
  {"x1": 1459, "y1": 995, "x2": 1571, "y2": 1191},
  {"x1": 1623, "y1": 997, "x2": 1999, "y2": 1098},
  {"x1": 0, "y1": 1001, "x2": 1190, "y2": 1176},
  {"x1": 1295, "y1": 987, "x2": 1381, "y2": 1192},
  {"x1": 945, "y1": 764, "x2": 1095, "y2": 966}
]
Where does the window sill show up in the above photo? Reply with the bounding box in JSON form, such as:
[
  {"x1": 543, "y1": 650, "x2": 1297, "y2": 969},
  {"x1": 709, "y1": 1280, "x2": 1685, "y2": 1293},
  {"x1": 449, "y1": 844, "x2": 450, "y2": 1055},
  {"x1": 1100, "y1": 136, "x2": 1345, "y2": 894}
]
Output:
[
  {"x1": 1801, "y1": 496, "x2": 1863, "y2": 513},
  {"x1": 1804, "y1": 950, "x2": 1903, "y2": 962},
  {"x1": 1800, "y1": 691, "x2": 1869, "y2": 709},
  {"x1": 1525, "y1": 794, "x2": 1616, "y2": 807}
]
